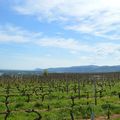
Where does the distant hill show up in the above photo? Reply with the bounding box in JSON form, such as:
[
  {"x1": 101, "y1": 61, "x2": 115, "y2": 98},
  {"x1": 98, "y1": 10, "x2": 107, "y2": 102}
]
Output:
[
  {"x1": 0, "y1": 69, "x2": 42, "y2": 75},
  {"x1": 35, "y1": 65, "x2": 120, "y2": 73},
  {"x1": 1, "y1": 65, "x2": 120, "y2": 75}
]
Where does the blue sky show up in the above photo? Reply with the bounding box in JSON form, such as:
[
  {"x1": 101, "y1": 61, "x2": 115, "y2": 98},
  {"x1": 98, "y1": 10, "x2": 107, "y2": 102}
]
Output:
[{"x1": 0, "y1": 0, "x2": 120, "y2": 70}]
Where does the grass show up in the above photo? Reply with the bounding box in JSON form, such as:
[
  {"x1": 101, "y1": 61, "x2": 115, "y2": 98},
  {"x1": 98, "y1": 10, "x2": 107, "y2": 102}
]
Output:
[{"x1": 0, "y1": 77, "x2": 120, "y2": 120}]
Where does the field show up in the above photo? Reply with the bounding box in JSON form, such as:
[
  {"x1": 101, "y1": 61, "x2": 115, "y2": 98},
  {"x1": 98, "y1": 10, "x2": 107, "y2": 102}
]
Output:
[{"x1": 0, "y1": 73, "x2": 120, "y2": 120}]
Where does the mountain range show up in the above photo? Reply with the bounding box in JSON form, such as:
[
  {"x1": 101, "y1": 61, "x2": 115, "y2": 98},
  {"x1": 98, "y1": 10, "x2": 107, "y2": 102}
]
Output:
[
  {"x1": 36, "y1": 65, "x2": 120, "y2": 73},
  {"x1": 1, "y1": 65, "x2": 120, "y2": 75}
]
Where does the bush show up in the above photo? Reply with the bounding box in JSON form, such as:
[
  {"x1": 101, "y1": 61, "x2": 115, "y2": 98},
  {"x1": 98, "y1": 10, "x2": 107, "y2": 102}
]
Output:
[
  {"x1": 15, "y1": 103, "x2": 24, "y2": 109},
  {"x1": 34, "y1": 102, "x2": 43, "y2": 108}
]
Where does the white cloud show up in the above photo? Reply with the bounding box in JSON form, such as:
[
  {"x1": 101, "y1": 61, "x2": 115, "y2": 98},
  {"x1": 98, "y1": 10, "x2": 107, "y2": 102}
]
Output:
[
  {"x1": 0, "y1": 24, "x2": 91, "y2": 53},
  {"x1": 0, "y1": 24, "x2": 42, "y2": 43},
  {"x1": 1, "y1": 24, "x2": 120, "y2": 63},
  {"x1": 13, "y1": 0, "x2": 120, "y2": 40},
  {"x1": 36, "y1": 37, "x2": 92, "y2": 52},
  {"x1": 36, "y1": 37, "x2": 120, "y2": 57},
  {"x1": 95, "y1": 43, "x2": 120, "y2": 56}
]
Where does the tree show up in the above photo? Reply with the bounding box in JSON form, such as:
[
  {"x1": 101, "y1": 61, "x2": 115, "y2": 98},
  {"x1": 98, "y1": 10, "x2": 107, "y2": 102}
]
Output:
[{"x1": 43, "y1": 69, "x2": 48, "y2": 76}]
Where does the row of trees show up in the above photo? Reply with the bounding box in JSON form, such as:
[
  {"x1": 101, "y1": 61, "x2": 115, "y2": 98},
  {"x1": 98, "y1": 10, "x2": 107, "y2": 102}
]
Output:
[{"x1": 0, "y1": 72, "x2": 120, "y2": 119}]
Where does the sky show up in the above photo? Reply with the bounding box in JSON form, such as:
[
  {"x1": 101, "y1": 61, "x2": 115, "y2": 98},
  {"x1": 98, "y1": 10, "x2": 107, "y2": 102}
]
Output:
[{"x1": 0, "y1": 0, "x2": 120, "y2": 70}]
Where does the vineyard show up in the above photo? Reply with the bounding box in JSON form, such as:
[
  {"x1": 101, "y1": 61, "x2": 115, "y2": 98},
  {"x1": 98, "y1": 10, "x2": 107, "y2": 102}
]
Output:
[{"x1": 0, "y1": 72, "x2": 120, "y2": 120}]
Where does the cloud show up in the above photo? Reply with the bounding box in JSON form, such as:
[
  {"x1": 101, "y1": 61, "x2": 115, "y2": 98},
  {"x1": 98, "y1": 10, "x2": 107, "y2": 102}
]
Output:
[
  {"x1": 95, "y1": 43, "x2": 120, "y2": 56},
  {"x1": 0, "y1": 25, "x2": 80, "y2": 48},
  {"x1": 0, "y1": 24, "x2": 120, "y2": 60},
  {"x1": 1, "y1": 24, "x2": 120, "y2": 67},
  {"x1": 0, "y1": 24, "x2": 92, "y2": 53},
  {"x1": 36, "y1": 37, "x2": 92, "y2": 52},
  {"x1": 35, "y1": 37, "x2": 120, "y2": 57},
  {"x1": 0, "y1": 24, "x2": 42, "y2": 43},
  {"x1": 13, "y1": 0, "x2": 120, "y2": 40}
]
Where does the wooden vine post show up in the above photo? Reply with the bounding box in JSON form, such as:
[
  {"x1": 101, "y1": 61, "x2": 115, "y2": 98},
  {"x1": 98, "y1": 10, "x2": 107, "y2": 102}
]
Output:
[{"x1": 92, "y1": 75, "x2": 100, "y2": 105}]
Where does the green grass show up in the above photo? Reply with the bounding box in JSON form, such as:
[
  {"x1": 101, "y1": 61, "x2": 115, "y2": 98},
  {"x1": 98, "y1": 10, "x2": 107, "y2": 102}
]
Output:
[{"x1": 0, "y1": 79, "x2": 120, "y2": 120}]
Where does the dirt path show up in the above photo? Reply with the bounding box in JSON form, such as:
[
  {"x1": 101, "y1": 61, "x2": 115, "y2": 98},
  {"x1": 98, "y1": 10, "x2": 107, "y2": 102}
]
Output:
[{"x1": 89, "y1": 114, "x2": 120, "y2": 120}]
